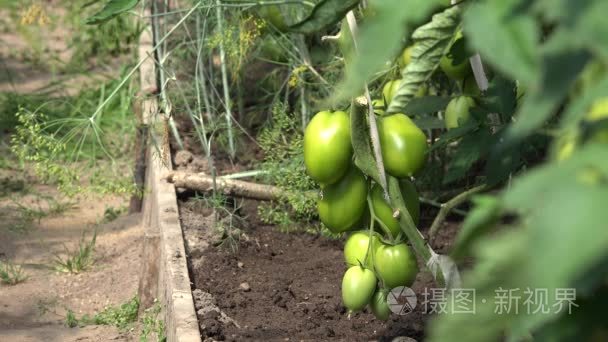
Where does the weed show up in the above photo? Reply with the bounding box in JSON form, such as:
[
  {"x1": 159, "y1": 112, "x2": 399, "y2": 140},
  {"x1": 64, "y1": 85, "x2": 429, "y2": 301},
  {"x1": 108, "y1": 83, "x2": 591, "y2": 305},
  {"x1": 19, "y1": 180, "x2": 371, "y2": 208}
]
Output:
[
  {"x1": 0, "y1": 259, "x2": 28, "y2": 285},
  {"x1": 257, "y1": 103, "x2": 317, "y2": 231},
  {"x1": 140, "y1": 300, "x2": 166, "y2": 342},
  {"x1": 65, "y1": 296, "x2": 140, "y2": 330},
  {"x1": 191, "y1": 192, "x2": 245, "y2": 253},
  {"x1": 6, "y1": 73, "x2": 138, "y2": 197},
  {"x1": 81, "y1": 296, "x2": 140, "y2": 330},
  {"x1": 65, "y1": 309, "x2": 79, "y2": 328},
  {"x1": 101, "y1": 205, "x2": 127, "y2": 223},
  {"x1": 53, "y1": 230, "x2": 97, "y2": 274},
  {"x1": 2, "y1": 194, "x2": 75, "y2": 233}
]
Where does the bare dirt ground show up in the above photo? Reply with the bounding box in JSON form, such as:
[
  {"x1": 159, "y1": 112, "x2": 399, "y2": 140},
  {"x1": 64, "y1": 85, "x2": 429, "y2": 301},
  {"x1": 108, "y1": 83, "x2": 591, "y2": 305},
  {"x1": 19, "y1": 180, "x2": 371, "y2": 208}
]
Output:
[
  {"x1": 0, "y1": 3, "x2": 145, "y2": 341},
  {"x1": 0, "y1": 179, "x2": 142, "y2": 342}
]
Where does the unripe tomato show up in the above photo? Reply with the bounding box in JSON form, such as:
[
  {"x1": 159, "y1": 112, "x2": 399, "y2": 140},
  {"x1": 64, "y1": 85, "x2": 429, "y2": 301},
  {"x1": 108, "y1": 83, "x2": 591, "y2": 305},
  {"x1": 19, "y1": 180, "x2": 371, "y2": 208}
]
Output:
[
  {"x1": 378, "y1": 114, "x2": 428, "y2": 178},
  {"x1": 374, "y1": 243, "x2": 418, "y2": 289},
  {"x1": 445, "y1": 96, "x2": 475, "y2": 130},
  {"x1": 382, "y1": 79, "x2": 426, "y2": 106},
  {"x1": 398, "y1": 46, "x2": 413, "y2": 70},
  {"x1": 317, "y1": 167, "x2": 368, "y2": 233},
  {"x1": 382, "y1": 79, "x2": 401, "y2": 105},
  {"x1": 370, "y1": 290, "x2": 391, "y2": 321},
  {"x1": 341, "y1": 266, "x2": 377, "y2": 312},
  {"x1": 344, "y1": 231, "x2": 380, "y2": 269},
  {"x1": 440, "y1": 31, "x2": 471, "y2": 80},
  {"x1": 304, "y1": 110, "x2": 352, "y2": 185},
  {"x1": 370, "y1": 181, "x2": 420, "y2": 238},
  {"x1": 256, "y1": 5, "x2": 288, "y2": 31}
]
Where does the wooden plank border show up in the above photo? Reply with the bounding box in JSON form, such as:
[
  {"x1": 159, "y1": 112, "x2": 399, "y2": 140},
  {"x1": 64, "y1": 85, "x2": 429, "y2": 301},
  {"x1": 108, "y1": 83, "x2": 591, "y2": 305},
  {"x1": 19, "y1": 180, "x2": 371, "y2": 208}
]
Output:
[{"x1": 137, "y1": 8, "x2": 202, "y2": 342}]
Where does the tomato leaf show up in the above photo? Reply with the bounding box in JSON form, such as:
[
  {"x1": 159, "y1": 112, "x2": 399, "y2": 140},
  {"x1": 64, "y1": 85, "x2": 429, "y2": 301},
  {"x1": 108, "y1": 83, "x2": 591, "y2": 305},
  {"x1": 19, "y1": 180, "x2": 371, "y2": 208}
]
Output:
[
  {"x1": 462, "y1": 1, "x2": 540, "y2": 87},
  {"x1": 86, "y1": 0, "x2": 138, "y2": 25},
  {"x1": 443, "y1": 127, "x2": 495, "y2": 184},
  {"x1": 450, "y1": 195, "x2": 502, "y2": 260},
  {"x1": 386, "y1": 5, "x2": 461, "y2": 114},
  {"x1": 478, "y1": 75, "x2": 517, "y2": 124},
  {"x1": 429, "y1": 144, "x2": 608, "y2": 342},
  {"x1": 349, "y1": 101, "x2": 381, "y2": 185},
  {"x1": 429, "y1": 120, "x2": 479, "y2": 152},
  {"x1": 331, "y1": 0, "x2": 442, "y2": 104},
  {"x1": 403, "y1": 96, "x2": 452, "y2": 116},
  {"x1": 288, "y1": 0, "x2": 360, "y2": 34}
]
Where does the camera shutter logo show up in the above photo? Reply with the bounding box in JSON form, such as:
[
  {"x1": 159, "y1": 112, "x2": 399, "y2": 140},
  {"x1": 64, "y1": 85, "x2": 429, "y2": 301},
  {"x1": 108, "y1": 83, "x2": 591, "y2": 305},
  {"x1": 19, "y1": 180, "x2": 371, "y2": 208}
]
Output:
[{"x1": 388, "y1": 286, "x2": 417, "y2": 315}]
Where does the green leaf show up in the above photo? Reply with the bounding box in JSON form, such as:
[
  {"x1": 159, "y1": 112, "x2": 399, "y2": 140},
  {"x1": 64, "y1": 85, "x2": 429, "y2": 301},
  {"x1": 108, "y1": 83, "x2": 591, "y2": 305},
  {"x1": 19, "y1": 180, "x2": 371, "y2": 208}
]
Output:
[
  {"x1": 350, "y1": 101, "x2": 381, "y2": 184},
  {"x1": 85, "y1": 0, "x2": 138, "y2": 25},
  {"x1": 386, "y1": 5, "x2": 461, "y2": 114},
  {"x1": 429, "y1": 120, "x2": 479, "y2": 152},
  {"x1": 443, "y1": 127, "x2": 495, "y2": 184},
  {"x1": 575, "y1": 1, "x2": 608, "y2": 59},
  {"x1": 413, "y1": 116, "x2": 444, "y2": 130},
  {"x1": 451, "y1": 195, "x2": 502, "y2": 260},
  {"x1": 288, "y1": 0, "x2": 360, "y2": 34},
  {"x1": 505, "y1": 49, "x2": 589, "y2": 143},
  {"x1": 560, "y1": 74, "x2": 608, "y2": 129},
  {"x1": 332, "y1": 0, "x2": 442, "y2": 104},
  {"x1": 403, "y1": 96, "x2": 452, "y2": 116},
  {"x1": 478, "y1": 75, "x2": 517, "y2": 123},
  {"x1": 429, "y1": 144, "x2": 608, "y2": 342},
  {"x1": 462, "y1": 1, "x2": 540, "y2": 87}
]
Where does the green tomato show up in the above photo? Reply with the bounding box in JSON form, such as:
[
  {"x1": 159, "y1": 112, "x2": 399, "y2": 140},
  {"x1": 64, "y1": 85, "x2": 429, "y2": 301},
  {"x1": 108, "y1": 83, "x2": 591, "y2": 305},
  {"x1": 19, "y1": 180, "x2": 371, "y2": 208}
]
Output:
[
  {"x1": 344, "y1": 231, "x2": 380, "y2": 269},
  {"x1": 378, "y1": 114, "x2": 428, "y2": 178},
  {"x1": 381, "y1": 81, "x2": 425, "y2": 108},
  {"x1": 304, "y1": 110, "x2": 352, "y2": 185},
  {"x1": 370, "y1": 181, "x2": 420, "y2": 239},
  {"x1": 398, "y1": 46, "x2": 413, "y2": 70},
  {"x1": 440, "y1": 31, "x2": 471, "y2": 80},
  {"x1": 374, "y1": 243, "x2": 418, "y2": 289},
  {"x1": 382, "y1": 79, "x2": 402, "y2": 105},
  {"x1": 341, "y1": 266, "x2": 377, "y2": 312},
  {"x1": 370, "y1": 290, "x2": 391, "y2": 321},
  {"x1": 445, "y1": 96, "x2": 475, "y2": 130},
  {"x1": 256, "y1": 5, "x2": 288, "y2": 31},
  {"x1": 317, "y1": 167, "x2": 368, "y2": 234}
]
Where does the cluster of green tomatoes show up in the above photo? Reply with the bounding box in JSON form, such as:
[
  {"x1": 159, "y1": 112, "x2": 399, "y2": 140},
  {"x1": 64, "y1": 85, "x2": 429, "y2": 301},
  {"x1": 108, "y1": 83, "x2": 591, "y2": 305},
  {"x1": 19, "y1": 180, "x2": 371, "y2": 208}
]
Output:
[{"x1": 302, "y1": 31, "x2": 480, "y2": 319}]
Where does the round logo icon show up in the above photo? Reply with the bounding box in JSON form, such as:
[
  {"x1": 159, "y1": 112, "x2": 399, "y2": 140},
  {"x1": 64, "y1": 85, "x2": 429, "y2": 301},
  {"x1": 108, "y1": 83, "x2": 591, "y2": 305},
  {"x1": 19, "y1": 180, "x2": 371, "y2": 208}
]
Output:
[{"x1": 387, "y1": 286, "x2": 417, "y2": 315}]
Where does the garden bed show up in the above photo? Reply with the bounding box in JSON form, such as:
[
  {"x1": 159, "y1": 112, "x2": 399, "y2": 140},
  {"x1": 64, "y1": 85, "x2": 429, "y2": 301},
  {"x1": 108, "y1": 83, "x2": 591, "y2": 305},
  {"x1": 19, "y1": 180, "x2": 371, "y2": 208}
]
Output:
[{"x1": 173, "y1": 151, "x2": 461, "y2": 341}]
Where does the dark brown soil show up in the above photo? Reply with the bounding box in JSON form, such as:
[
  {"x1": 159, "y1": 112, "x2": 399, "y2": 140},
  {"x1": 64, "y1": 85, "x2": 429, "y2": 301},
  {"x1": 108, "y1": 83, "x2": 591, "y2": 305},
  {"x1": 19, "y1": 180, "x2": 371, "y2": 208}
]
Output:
[{"x1": 179, "y1": 195, "x2": 461, "y2": 342}]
